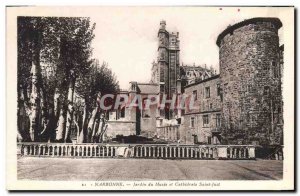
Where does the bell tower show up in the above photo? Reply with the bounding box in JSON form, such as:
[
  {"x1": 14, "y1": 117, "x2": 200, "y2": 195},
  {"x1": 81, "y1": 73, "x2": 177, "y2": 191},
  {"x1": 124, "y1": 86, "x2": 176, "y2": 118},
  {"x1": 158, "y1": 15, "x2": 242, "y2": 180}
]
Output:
[
  {"x1": 157, "y1": 20, "x2": 169, "y2": 96},
  {"x1": 157, "y1": 20, "x2": 181, "y2": 119}
]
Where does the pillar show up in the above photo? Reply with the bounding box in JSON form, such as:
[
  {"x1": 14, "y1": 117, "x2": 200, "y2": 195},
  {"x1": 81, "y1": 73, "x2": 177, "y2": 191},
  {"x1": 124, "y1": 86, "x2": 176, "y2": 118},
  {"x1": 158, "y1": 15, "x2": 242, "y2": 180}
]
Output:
[{"x1": 248, "y1": 147, "x2": 255, "y2": 159}]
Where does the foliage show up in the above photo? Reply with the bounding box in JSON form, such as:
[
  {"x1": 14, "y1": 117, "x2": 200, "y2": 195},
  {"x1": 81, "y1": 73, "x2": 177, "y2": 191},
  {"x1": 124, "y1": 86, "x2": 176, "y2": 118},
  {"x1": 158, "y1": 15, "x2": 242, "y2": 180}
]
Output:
[{"x1": 17, "y1": 16, "x2": 119, "y2": 143}]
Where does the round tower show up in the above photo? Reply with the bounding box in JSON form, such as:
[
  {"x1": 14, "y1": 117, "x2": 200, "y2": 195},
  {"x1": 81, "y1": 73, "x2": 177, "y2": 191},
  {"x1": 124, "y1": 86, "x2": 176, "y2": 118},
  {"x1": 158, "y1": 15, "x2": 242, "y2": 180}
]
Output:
[{"x1": 217, "y1": 18, "x2": 283, "y2": 144}]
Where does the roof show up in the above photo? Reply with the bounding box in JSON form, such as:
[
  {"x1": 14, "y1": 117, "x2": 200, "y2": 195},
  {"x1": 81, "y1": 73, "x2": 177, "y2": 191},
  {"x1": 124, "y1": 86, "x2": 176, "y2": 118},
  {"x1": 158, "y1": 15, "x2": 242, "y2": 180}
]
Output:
[
  {"x1": 216, "y1": 17, "x2": 282, "y2": 47},
  {"x1": 137, "y1": 83, "x2": 159, "y2": 94},
  {"x1": 184, "y1": 74, "x2": 220, "y2": 88}
]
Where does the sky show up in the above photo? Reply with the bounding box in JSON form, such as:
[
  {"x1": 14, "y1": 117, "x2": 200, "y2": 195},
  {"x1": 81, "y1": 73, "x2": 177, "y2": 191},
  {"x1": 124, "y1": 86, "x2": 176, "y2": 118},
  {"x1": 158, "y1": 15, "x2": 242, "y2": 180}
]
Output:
[{"x1": 87, "y1": 7, "x2": 285, "y2": 89}]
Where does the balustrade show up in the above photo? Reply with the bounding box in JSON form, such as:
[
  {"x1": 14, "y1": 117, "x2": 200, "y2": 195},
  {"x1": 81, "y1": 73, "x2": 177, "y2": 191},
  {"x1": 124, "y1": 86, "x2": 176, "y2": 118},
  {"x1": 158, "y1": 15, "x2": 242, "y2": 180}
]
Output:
[{"x1": 18, "y1": 143, "x2": 256, "y2": 160}]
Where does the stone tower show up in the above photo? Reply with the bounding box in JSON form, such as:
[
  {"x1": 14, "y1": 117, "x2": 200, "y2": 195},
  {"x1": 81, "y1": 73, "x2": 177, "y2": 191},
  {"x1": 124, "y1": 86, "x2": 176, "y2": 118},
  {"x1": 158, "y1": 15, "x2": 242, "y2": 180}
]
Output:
[
  {"x1": 217, "y1": 18, "x2": 283, "y2": 145},
  {"x1": 157, "y1": 20, "x2": 181, "y2": 119}
]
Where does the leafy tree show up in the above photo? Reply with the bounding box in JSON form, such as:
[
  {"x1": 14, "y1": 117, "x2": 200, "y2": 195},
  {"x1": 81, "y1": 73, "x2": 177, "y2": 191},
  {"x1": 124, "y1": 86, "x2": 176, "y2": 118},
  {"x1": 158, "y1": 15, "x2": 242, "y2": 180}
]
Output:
[
  {"x1": 74, "y1": 61, "x2": 119, "y2": 143},
  {"x1": 17, "y1": 17, "x2": 119, "y2": 143}
]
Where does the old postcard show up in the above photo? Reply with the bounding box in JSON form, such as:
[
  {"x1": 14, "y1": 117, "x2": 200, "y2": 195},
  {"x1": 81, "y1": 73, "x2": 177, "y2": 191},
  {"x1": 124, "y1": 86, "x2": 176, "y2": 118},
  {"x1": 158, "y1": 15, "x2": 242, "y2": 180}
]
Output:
[{"x1": 6, "y1": 6, "x2": 294, "y2": 191}]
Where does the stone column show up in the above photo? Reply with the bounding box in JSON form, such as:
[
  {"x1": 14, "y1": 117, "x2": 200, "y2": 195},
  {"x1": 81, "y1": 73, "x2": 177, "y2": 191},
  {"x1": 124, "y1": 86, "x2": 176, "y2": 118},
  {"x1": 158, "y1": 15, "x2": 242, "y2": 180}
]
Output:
[
  {"x1": 165, "y1": 147, "x2": 167, "y2": 158},
  {"x1": 199, "y1": 148, "x2": 202, "y2": 159}
]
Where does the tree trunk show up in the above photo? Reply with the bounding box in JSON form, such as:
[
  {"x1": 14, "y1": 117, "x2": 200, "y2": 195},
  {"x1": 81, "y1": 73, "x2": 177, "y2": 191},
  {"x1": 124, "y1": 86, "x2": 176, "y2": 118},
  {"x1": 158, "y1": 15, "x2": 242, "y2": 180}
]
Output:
[
  {"x1": 73, "y1": 117, "x2": 80, "y2": 143},
  {"x1": 86, "y1": 107, "x2": 98, "y2": 143},
  {"x1": 17, "y1": 88, "x2": 31, "y2": 142},
  {"x1": 92, "y1": 114, "x2": 100, "y2": 143},
  {"x1": 29, "y1": 60, "x2": 41, "y2": 142},
  {"x1": 64, "y1": 76, "x2": 75, "y2": 143},
  {"x1": 28, "y1": 23, "x2": 42, "y2": 142},
  {"x1": 78, "y1": 103, "x2": 89, "y2": 143},
  {"x1": 54, "y1": 88, "x2": 60, "y2": 120},
  {"x1": 55, "y1": 107, "x2": 66, "y2": 142},
  {"x1": 95, "y1": 115, "x2": 104, "y2": 143},
  {"x1": 99, "y1": 122, "x2": 108, "y2": 143},
  {"x1": 39, "y1": 86, "x2": 49, "y2": 141},
  {"x1": 17, "y1": 104, "x2": 25, "y2": 142}
]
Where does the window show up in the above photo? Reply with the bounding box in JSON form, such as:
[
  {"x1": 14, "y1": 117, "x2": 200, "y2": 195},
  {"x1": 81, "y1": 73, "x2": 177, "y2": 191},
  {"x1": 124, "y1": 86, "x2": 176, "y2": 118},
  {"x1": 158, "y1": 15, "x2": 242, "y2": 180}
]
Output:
[
  {"x1": 224, "y1": 83, "x2": 228, "y2": 94},
  {"x1": 193, "y1": 90, "x2": 197, "y2": 101},
  {"x1": 160, "y1": 119, "x2": 163, "y2": 126},
  {"x1": 203, "y1": 115, "x2": 209, "y2": 126},
  {"x1": 217, "y1": 84, "x2": 221, "y2": 96},
  {"x1": 191, "y1": 117, "x2": 195, "y2": 128},
  {"x1": 272, "y1": 61, "x2": 278, "y2": 78},
  {"x1": 142, "y1": 98, "x2": 150, "y2": 118},
  {"x1": 263, "y1": 65, "x2": 270, "y2": 71},
  {"x1": 205, "y1": 87, "x2": 210, "y2": 98},
  {"x1": 116, "y1": 111, "x2": 119, "y2": 120},
  {"x1": 249, "y1": 114, "x2": 256, "y2": 124},
  {"x1": 278, "y1": 106, "x2": 282, "y2": 113},
  {"x1": 207, "y1": 136, "x2": 212, "y2": 144},
  {"x1": 247, "y1": 84, "x2": 252, "y2": 92},
  {"x1": 264, "y1": 86, "x2": 270, "y2": 95},
  {"x1": 210, "y1": 103, "x2": 213, "y2": 110},
  {"x1": 120, "y1": 107, "x2": 125, "y2": 118},
  {"x1": 216, "y1": 114, "x2": 221, "y2": 127}
]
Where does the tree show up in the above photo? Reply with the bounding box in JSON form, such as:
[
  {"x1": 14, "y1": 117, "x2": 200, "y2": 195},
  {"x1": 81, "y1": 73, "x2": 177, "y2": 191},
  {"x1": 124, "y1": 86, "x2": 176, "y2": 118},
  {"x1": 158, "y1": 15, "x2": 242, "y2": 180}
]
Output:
[
  {"x1": 17, "y1": 17, "x2": 97, "y2": 142},
  {"x1": 74, "y1": 61, "x2": 119, "y2": 143},
  {"x1": 17, "y1": 17, "x2": 45, "y2": 142}
]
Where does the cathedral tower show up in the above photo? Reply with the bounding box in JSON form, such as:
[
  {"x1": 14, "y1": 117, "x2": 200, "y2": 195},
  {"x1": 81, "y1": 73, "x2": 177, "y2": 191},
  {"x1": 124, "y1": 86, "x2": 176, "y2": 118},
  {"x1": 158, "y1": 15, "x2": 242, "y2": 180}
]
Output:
[{"x1": 157, "y1": 20, "x2": 181, "y2": 119}]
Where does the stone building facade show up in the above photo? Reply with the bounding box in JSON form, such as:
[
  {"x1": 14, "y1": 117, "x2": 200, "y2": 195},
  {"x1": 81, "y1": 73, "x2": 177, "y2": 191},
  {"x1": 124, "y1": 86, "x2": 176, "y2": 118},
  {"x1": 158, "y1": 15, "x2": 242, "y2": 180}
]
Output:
[
  {"x1": 182, "y1": 75, "x2": 222, "y2": 144},
  {"x1": 108, "y1": 18, "x2": 284, "y2": 146},
  {"x1": 105, "y1": 82, "x2": 160, "y2": 140}
]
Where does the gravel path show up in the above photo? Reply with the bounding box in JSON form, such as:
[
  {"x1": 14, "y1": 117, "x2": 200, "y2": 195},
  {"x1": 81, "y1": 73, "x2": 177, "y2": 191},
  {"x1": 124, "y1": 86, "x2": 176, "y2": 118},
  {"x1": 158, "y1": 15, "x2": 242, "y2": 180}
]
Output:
[{"x1": 17, "y1": 157, "x2": 283, "y2": 181}]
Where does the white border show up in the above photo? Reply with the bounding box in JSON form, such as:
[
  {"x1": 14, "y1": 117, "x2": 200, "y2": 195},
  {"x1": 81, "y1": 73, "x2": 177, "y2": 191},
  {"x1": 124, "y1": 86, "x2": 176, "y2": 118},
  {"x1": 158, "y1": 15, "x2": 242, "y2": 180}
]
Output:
[{"x1": 1, "y1": 1, "x2": 298, "y2": 195}]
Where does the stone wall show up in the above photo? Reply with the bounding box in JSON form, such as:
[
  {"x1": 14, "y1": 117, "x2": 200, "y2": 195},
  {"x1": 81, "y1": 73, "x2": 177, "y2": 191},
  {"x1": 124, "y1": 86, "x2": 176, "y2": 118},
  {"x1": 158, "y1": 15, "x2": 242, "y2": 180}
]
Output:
[
  {"x1": 181, "y1": 75, "x2": 222, "y2": 144},
  {"x1": 140, "y1": 105, "x2": 157, "y2": 138},
  {"x1": 218, "y1": 18, "x2": 283, "y2": 145},
  {"x1": 105, "y1": 121, "x2": 136, "y2": 141}
]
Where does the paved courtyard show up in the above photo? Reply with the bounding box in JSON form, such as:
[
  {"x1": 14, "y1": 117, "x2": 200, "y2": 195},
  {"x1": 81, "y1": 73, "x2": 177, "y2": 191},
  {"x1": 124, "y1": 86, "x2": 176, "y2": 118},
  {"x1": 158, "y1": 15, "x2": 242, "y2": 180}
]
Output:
[{"x1": 18, "y1": 157, "x2": 283, "y2": 181}]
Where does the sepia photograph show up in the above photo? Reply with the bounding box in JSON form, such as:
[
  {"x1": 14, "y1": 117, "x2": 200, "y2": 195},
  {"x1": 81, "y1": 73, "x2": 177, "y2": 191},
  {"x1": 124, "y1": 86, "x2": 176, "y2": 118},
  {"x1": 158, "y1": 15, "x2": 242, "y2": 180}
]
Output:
[{"x1": 6, "y1": 6, "x2": 295, "y2": 191}]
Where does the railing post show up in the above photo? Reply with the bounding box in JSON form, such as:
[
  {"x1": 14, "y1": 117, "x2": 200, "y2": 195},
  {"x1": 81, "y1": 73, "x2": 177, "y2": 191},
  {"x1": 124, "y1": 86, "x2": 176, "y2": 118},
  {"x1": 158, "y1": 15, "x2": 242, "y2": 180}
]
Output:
[
  {"x1": 52, "y1": 146, "x2": 55, "y2": 157},
  {"x1": 173, "y1": 147, "x2": 176, "y2": 158},
  {"x1": 153, "y1": 147, "x2": 156, "y2": 158},
  {"x1": 111, "y1": 147, "x2": 114, "y2": 157},
  {"x1": 23, "y1": 145, "x2": 26, "y2": 155},
  {"x1": 99, "y1": 146, "x2": 103, "y2": 157},
  {"x1": 38, "y1": 145, "x2": 41, "y2": 156},
  {"x1": 96, "y1": 146, "x2": 99, "y2": 157},
  {"x1": 248, "y1": 146, "x2": 255, "y2": 159},
  {"x1": 148, "y1": 147, "x2": 151, "y2": 157}
]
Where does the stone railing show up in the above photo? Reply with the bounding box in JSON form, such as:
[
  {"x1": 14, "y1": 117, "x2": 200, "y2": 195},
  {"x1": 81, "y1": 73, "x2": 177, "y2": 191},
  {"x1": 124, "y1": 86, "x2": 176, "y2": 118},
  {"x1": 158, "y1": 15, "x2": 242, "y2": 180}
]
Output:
[
  {"x1": 132, "y1": 145, "x2": 255, "y2": 159},
  {"x1": 18, "y1": 143, "x2": 119, "y2": 158},
  {"x1": 17, "y1": 143, "x2": 256, "y2": 160},
  {"x1": 156, "y1": 125, "x2": 180, "y2": 142}
]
